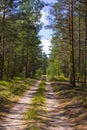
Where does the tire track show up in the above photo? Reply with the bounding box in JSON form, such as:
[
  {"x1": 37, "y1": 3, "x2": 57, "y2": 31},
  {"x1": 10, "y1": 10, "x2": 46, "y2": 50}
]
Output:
[{"x1": 44, "y1": 77, "x2": 74, "y2": 130}]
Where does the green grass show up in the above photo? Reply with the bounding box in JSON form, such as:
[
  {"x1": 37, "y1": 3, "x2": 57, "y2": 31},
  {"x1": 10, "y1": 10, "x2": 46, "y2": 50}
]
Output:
[
  {"x1": 0, "y1": 78, "x2": 37, "y2": 123},
  {"x1": 24, "y1": 81, "x2": 46, "y2": 130},
  {"x1": 13, "y1": 77, "x2": 23, "y2": 80},
  {"x1": 0, "y1": 80, "x2": 11, "y2": 87},
  {"x1": 49, "y1": 75, "x2": 69, "y2": 82},
  {"x1": 0, "y1": 78, "x2": 37, "y2": 105}
]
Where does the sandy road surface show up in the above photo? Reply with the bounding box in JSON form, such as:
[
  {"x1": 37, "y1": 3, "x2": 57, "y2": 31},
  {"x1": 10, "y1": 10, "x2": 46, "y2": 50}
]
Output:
[
  {"x1": 0, "y1": 77, "x2": 75, "y2": 130},
  {"x1": 0, "y1": 80, "x2": 41, "y2": 130},
  {"x1": 44, "y1": 77, "x2": 74, "y2": 130}
]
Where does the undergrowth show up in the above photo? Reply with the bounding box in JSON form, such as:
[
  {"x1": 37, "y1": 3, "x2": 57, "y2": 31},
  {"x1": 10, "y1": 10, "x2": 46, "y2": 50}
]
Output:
[
  {"x1": 0, "y1": 78, "x2": 36, "y2": 104},
  {"x1": 49, "y1": 75, "x2": 69, "y2": 82}
]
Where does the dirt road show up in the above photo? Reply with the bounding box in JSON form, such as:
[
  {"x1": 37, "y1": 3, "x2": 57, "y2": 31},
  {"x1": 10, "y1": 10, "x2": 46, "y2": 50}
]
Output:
[
  {"x1": 0, "y1": 80, "x2": 41, "y2": 130},
  {"x1": 44, "y1": 77, "x2": 74, "y2": 130},
  {"x1": 0, "y1": 77, "x2": 75, "y2": 130}
]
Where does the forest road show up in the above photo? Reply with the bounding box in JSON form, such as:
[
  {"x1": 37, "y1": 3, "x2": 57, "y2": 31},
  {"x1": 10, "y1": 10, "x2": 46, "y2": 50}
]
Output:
[
  {"x1": 0, "y1": 80, "x2": 41, "y2": 130},
  {"x1": 44, "y1": 77, "x2": 74, "y2": 130}
]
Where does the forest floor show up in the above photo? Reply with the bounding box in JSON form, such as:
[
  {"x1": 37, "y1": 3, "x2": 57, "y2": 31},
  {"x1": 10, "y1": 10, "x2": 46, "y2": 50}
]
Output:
[
  {"x1": 52, "y1": 81, "x2": 87, "y2": 130},
  {"x1": 0, "y1": 77, "x2": 87, "y2": 130}
]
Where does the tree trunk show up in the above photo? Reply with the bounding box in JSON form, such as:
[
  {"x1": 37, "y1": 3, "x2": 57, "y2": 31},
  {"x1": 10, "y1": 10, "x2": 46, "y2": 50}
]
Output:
[
  {"x1": 0, "y1": 0, "x2": 6, "y2": 80},
  {"x1": 84, "y1": 2, "x2": 87, "y2": 86},
  {"x1": 71, "y1": 0, "x2": 76, "y2": 86},
  {"x1": 78, "y1": 2, "x2": 81, "y2": 84},
  {"x1": 69, "y1": 0, "x2": 76, "y2": 86}
]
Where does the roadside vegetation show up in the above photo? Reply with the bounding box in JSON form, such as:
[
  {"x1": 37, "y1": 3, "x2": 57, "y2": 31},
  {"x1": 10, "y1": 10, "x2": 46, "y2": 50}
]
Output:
[
  {"x1": 48, "y1": 74, "x2": 69, "y2": 82},
  {"x1": 0, "y1": 78, "x2": 37, "y2": 120}
]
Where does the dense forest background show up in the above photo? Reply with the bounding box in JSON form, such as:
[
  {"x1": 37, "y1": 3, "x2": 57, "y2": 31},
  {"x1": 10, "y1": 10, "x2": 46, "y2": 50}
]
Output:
[
  {"x1": 47, "y1": 0, "x2": 87, "y2": 87},
  {"x1": 0, "y1": 0, "x2": 48, "y2": 80},
  {"x1": 0, "y1": 0, "x2": 87, "y2": 87}
]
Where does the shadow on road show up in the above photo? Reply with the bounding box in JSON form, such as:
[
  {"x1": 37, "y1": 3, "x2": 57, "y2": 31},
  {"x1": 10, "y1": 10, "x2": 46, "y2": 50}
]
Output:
[{"x1": 51, "y1": 82, "x2": 87, "y2": 130}]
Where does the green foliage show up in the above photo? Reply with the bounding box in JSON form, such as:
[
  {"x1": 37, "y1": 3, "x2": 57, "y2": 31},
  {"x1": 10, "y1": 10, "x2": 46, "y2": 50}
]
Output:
[
  {"x1": 47, "y1": 0, "x2": 87, "y2": 86},
  {"x1": 49, "y1": 75, "x2": 69, "y2": 82},
  {"x1": 58, "y1": 75, "x2": 69, "y2": 82},
  {"x1": 35, "y1": 68, "x2": 43, "y2": 79},
  {"x1": 9, "y1": 83, "x2": 27, "y2": 96},
  {"x1": 0, "y1": 0, "x2": 45, "y2": 80},
  {"x1": 13, "y1": 77, "x2": 23, "y2": 80},
  {"x1": 0, "y1": 78, "x2": 36, "y2": 102},
  {"x1": 0, "y1": 80, "x2": 11, "y2": 87}
]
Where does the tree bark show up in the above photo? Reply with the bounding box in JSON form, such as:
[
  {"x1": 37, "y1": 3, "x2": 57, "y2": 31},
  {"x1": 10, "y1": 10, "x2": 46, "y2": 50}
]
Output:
[
  {"x1": 84, "y1": 2, "x2": 87, "y2": 86},
  {"x1": 0, "y1": 0, "x2": 6, "y2": 80}
]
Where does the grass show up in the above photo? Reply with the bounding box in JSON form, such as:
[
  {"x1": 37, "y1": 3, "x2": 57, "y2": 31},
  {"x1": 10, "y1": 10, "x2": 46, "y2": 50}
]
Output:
[
  {"x1": 0, "y1": 78, "x2": 37, "y2": 121},
  {"x1": 24, "y1": 80, "x2": 46, "y2": 130},
  {"x1": 49, "y1": 75, "x2": 69, "y2": 82},
  {"x1": 0, "y1": 80, "x2": 11, "y2": 87},
  {"x1": 0, "y1": 78, "x2": 36, "y2": 99}
]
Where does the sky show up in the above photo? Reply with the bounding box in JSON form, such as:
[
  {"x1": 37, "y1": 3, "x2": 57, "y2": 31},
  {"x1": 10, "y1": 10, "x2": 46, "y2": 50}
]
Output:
[{"x1": 39, "y1": 0, "x2": 55, "y2": 55}]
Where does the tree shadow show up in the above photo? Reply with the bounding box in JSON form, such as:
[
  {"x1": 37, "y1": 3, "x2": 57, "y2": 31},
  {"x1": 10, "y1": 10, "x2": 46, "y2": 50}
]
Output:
[
  {"x1": 0, "y1": 85, "x2": 39, "y2": 129},
  {"x1": 51, "y1": 82, "x2": 87, "y2": 130},
  {"x1": 24, "y1": 82, "x2": 74, "y2": 130}
]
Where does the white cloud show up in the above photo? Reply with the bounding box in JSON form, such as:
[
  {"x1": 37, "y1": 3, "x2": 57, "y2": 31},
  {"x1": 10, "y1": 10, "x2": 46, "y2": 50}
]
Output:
[
  {"x1": 40, "y1": 10, "x2": 49, "y2": 24},
  {"x1": 41, "y1": 38, "x2": 52, "y2": 55},
  {"x1": 40, "y1": 6, "x2": 53, "y2": 56},
  {"x1": 40, "y1": 11, "x2": 46, "y2": 23}
]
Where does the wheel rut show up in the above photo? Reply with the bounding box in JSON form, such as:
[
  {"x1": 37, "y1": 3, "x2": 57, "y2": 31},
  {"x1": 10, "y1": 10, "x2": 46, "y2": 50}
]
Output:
[
  {"x1": 44, "y1": 77, "x2": 74, "y2": 130},
  {"x1": 0, "y1": 77, "x2": 75, "y2": 130}
]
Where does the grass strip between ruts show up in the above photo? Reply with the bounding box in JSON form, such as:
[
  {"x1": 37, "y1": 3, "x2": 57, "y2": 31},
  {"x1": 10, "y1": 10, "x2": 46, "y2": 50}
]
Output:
[{"x1": 24, "y1": 80, "x2": 47, "y2": 130}]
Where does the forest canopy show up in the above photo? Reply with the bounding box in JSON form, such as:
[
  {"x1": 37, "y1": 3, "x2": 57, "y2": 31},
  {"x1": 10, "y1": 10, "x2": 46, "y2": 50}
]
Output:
[
  {"x1": 0, "y1": 0, "x2": 87, "y2": 87},
  {"x1": 47, "y1": 0, "x2": 87, "y2": 86},
  {"x1": 0, "y1": 0, "x2": 47, "y2": 80}
]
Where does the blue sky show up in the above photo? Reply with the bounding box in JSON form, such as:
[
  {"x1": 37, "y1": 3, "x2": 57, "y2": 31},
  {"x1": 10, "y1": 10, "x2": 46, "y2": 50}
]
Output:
[{"x1": 39, "y1": 0, "x2": 56, "y2": 55}]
